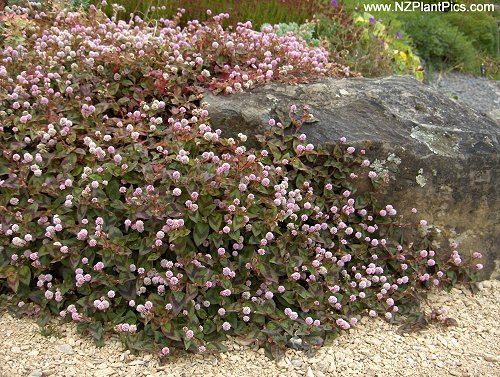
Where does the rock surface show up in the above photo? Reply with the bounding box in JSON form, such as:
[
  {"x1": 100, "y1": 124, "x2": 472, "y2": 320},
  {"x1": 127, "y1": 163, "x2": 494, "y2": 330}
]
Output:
[
  {"x1": 429, "y1": 72, "x2": 500, "y2": 125},
  {"x1": 0, "y1": 280, "x2": 498, "y2": 377},
  {"x1": 203, "y1": 75, "x2": 500, "y2": 278}
]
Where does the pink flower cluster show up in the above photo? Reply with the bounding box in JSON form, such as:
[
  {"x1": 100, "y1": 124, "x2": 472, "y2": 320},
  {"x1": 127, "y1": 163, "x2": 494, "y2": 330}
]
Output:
[{"x1": 115, "y1": 323, "x2": 138, "y2": 334}]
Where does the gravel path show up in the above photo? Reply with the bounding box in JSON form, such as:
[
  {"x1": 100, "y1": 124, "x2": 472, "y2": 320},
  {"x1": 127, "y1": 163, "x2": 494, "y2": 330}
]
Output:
[
  {"x1": 0, "y1": 280, "x2": 498, "y2": 377},
  {"x1": 429, "y1": 72, "x2": 500, "y2": 125}
]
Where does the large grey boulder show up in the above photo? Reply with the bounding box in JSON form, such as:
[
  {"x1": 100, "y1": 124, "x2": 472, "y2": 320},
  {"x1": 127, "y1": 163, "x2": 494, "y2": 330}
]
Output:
[
  {"x1": 429, "y1": 72, "x2": 500, "y2": 125},
  {"x1": 203, "y1": 75, "x2": 500, "y2": 278}
]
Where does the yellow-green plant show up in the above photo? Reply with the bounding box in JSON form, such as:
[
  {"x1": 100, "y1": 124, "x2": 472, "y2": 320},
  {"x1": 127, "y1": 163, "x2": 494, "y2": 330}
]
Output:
[{"x1": 353, "y1": 12, "x2": 423, "y2": 80}]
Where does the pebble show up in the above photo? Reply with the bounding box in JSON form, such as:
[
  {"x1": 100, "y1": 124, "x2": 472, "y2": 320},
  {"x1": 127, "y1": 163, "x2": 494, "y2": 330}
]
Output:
[
  {"x1": 482, "y1": 354, "x2": 499, "y2": 363},
  {"x1": 95, "y1": 367, "x2": 116, "y2": 377},
  {"x1": 433, "y1": 360, "x2": 445, "y2": 368},
  {"x1": 482, "y1": 281, "x2": 492, "y2": 289},
  {"x1": 56, "y1": 343, "x2": 74, "y2": 354},
  {"x1": 366, "y1": 338, "x2": 382, "y2": 346},
  {"x1": 129, "y1": 360, "x2": 145, "y2": 366},
  {"x1": 277, "y1": 359, "x2": 288, "y2": 369},
  {"x1": 291, "y1": 359, "x2": 303, "y2": 368}
]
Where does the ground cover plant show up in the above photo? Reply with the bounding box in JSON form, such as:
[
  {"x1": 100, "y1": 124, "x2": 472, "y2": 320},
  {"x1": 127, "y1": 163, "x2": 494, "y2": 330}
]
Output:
[
  {"x1": 53, "y1": 0, "x2": 499, "y2": 78},
  {"x1": 0, "y1": 2, "x2": 483, "y2": 359}
]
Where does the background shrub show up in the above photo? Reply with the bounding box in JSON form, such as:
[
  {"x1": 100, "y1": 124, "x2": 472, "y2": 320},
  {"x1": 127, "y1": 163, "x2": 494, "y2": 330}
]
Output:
[
  {"x1": 95, "y1": 0, "x2": 317, "y2": 29},
  {"x1": 401, "y1": 13, "x2": 478, "y2": 72},
  {"x1": 344, "y1": 0, "x2": 499, "y2": 77},
  {"x1": 273, "y1": 4, "x2": 423, "y2": 78},
  {"x1": 444, "y1": 12, "x2": 499, "y2": 57},
  {"x1": 268, "y1": 21, "x2": 321, "y2": 48},
  {"x1": 351, "y1": 11, "x2": 423, "y2": 78}
]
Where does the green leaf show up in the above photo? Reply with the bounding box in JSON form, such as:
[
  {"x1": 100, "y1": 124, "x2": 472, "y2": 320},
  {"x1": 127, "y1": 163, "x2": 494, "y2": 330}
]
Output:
[
  {"x1": 138, "y1": 238, "x2": 151, "y2": 256},
  {"x1": 251, "y1": 221, "x2": 266, "y2": 236},
  {"x1": 89, "y1": 322, "x2": 104, "y2": 347},
  {"x1": 303, "y1": 116, "x2": 320, "y2": 124},
  {"x1": 193, "y1": 222, "x2": 210, "y2": 247},
  {"x1": 267, "y1": 142, "x2": 282, "y2": 161},
  {"x1": 169, "y1": 228, "x2": 191, "y2": 241},
  {"x1": 294, "y1": 284, "x2": 311, "y2": 299},
  {"x1": 108, "y1": 82, "x2": 120, "y2": 96},
  {"x1": 203, "y1": 319, "x2": 216, "y2": 335},
  {"x1": 18, "y1": 265, "x2": 31, "y2": 286},
  {"x1": 290, "y1": 255, "x2": 304, "y2": 268},
  {"x1": 107, "y1": 226, "x2": 123, "y2": 240},
  {"x1": 259, "y1": 263, "x2": 279, "y2": 283},
  {"x1": 0, "y1": 159, "x2": 11, "y2": 175},
  {"x1": 260, "y1": 299, "x2": 277, "y2": 317},
  {"x1": 306, "y1": 154, "x2": 317, "y2": 162},
  {"x1": 117, "y1": 96, "x2": 131, "y2": 104},
  {"x1": 355, "y1": 195, "x2": 368, "y2": 208},
  {"x1": 170, "y1": 290, "x2": 185, "y2": 316},
  {"x1": 147, "y1": 251, "x2": 161, "y2": 261},
  {"x1": 280, "y1": 291, "x2": 295, "y2": 305},
  {"x1": 61, "y1": 153, "x2": 77, "y2": 173},
  {"x1": 232, "y1": 214, "x2": 246, "y2": 231},
  {"x1": 295, "y1": 173, "x2": 305, "y2": 188},
  {"x1": 118, "y1": 278, "x2": 136, "y2": 301},
  {"x1": 291, "y1": 159, "x2": 308, "y2": 171},
  {"x1": 447, "y1": 271, "x2": 457, "y2": 284},
  {"x1": 3, "y1": 266, "x2": 19, "y2": 293},
  {"x1": 229, "y1": 230, "x2": 240, "y2": 241},
  {"x1": 36, "y1": 313, "x2": 51, "y2": 328},
  {"x1": 215, "y1": 55, "x2": 227, "y2": 67},
  {"x1": 198, "y1": 195, "x2": 217, "y2": 217},
  {"x1": 183, "y1": 338, "x2": 192, "y2": 350},
  {"x1": 208, "y1": 212, "x2": 222, "y2": 231},
  {"x1": 265, "y1": 343, "x2": 285, "y2": 360},
  {"x1": 106, "y1": 179, "x2": 121, "y2": 201}
]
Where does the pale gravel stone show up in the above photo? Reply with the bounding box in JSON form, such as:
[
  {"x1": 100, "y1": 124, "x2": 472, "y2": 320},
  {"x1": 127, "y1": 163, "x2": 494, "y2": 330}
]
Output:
[
  {"x1": 306, "y1": 367, "x2": 315, "y2": 377},
  {"x1": 0, "y1": 281, "x2": 498, "y2": 377},
  {"x1": 55, "y1": 343, "x2": 74, "y2": 354},
  {"x1": 291, "y1": 359, "x2": 302, "y2": 368}
]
